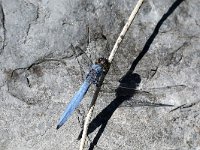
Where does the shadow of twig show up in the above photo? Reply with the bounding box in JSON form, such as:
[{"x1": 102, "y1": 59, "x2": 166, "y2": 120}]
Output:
[{"x1": 123, "y1": 0, "x2": 184, "y2": 77}]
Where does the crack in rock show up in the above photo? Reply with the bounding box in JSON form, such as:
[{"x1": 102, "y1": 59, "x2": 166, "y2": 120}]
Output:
[
  {"x1": 7, "y1": 58, "x2": 68, "y2": 105},
  {"x1": 23, "y1": 2, "x2": 39, "y2": 44},
  {"x1": 0, "y1": 2, "x2": 6, "y2": 54}
]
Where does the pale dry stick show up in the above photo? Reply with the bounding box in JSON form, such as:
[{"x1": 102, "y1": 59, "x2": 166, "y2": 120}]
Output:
[
  {"x1": 79, "y1": 73, "x2": 106, "y2": 150},
  {"x1": 108, "y1": 0, "x2": 144, "y2": 63},
  {"x1": 79, "y1": 0, "x2": 144, "y2": 149}
]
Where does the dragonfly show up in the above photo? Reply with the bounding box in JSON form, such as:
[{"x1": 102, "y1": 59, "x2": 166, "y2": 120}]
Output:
[{"x1": 56, "y1": 58, "x2": 109, "y2": 130}]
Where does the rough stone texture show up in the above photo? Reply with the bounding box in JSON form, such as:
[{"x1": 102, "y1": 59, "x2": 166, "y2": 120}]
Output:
[{"x1": 0, "y1": 0, "x2": 200, "y2": 150}]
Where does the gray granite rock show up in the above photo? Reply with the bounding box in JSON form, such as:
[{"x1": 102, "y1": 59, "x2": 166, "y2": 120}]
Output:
[{"x1": 0, "y1": 0, "x2": 200, "y2": 150}]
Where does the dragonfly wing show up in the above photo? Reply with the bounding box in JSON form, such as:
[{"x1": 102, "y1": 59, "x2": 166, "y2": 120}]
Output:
[{"x1": 57, "y1": 81, "x2": 90, "y2": 129}]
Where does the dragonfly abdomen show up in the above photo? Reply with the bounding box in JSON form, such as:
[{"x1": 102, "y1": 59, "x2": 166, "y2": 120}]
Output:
[
  {"x1": 57, "y1": 81, "x2": 90, "y2": 129},
  {"x1": 56, "y1": 63, "x2": 105, "y2": 129}
]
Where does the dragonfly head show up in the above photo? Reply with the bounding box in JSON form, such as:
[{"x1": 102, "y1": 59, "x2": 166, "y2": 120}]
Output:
[{"x1": 95, "y1": 57, "x2": 110, "y2": 73}]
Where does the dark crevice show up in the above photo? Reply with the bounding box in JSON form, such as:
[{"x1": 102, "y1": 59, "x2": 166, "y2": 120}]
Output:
[
  {"x1": 101, "y1": 34, "x2": 107, "y2": 40},
  {"x1": 23, "y1": 3, "x2": 39, "y2": 44},
  {"x1": 0, "y1": 2, "x2": 7, "y2": 53},
  {"x1": 10, "y1": 67, "x2": 26, "y2": 78},
  {"x1": 10, "y1": 57, "x2": 66, "y2": 78},
  {"x1": 26, "y1": 77, "x2": 31, "y2": 87},
  {"x1": 35, "y1": 4, "x2": 39, "y2": 21},
  {"x1": 23, "y1": 23, "x2": 31, "y2": 44},
  {"x1": 27, "y1": 58, "x2": 67, "y2": 70},
  {"x1": 8, "y1": 56, "x2": 69, "y2": 105}
]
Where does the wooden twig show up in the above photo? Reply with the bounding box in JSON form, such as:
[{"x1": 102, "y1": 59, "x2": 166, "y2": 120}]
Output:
[
  {"x1": 79, "y1": 73, "x2": 106, "y2": 150},
  {"x1": 79, "y1": 0, "x2": 144, "y2": 149},
  {"x1": 108, "y1": 0, "x2": 144, "y2": 63}
]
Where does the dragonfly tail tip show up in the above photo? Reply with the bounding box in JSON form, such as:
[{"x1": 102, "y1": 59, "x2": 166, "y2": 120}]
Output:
[{"x1": 56, "y1": 125, "x2": 61, "y2": 130}]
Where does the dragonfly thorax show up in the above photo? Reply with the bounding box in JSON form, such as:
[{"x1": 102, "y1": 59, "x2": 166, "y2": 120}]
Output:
[{"x1": 86, "y1": 64, "x2": 103, "y2": 84}]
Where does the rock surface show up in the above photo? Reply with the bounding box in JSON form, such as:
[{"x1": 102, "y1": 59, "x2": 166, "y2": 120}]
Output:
[{"x1": 0, "y1": 0, "x2": 200, "y2": 149}]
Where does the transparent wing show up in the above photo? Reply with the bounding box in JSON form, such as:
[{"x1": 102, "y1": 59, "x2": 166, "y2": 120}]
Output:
[{"x1": 57, "y1": 81, "x2": 90, "y2": 129}]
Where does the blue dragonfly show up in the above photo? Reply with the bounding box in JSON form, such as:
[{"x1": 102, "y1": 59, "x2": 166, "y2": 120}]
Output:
[{"x1": 56, "y1": 58, "x2": 109, "y2": 129}]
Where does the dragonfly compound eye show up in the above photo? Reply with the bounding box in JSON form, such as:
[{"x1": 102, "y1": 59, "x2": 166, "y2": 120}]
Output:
[{"x1": 95, "y1": 58, "x2": 110, "y2": 73}]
